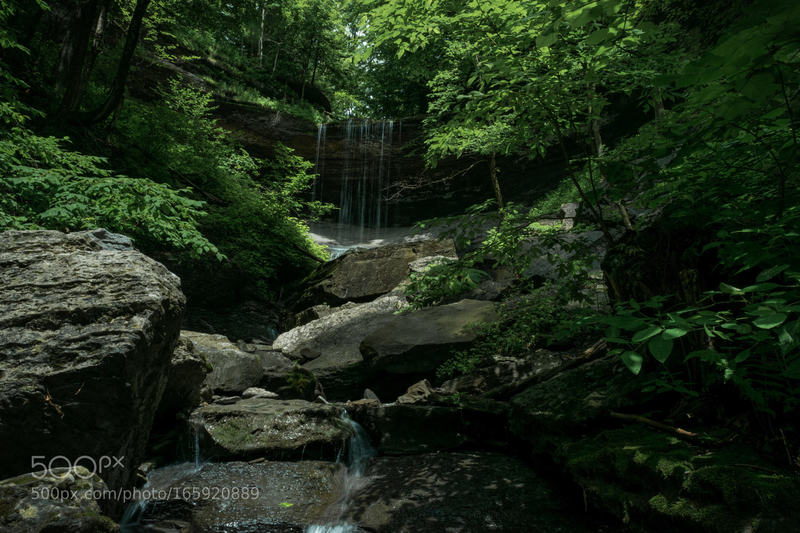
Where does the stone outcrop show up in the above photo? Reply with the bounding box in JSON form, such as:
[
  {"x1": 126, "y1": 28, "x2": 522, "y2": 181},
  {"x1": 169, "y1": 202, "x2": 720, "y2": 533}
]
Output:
[
  {"x1": 509, "y1": 355, "x2": 639, "y2": 435},
  {"x1": 0, "y1": 229, "x2": 184, "y2": 497},
  {"x1": 0, "y1": 467, "x2": 117, "y2": 533},
  {"x1": 439, "y1": 349, "x2": 571, "y2": 397},
  {"x1": 191, "y1": 398, "x2": 353, "y2": 459},
  {"x1": 294, "y1": 239, "x2": 457, "y2": 309}
]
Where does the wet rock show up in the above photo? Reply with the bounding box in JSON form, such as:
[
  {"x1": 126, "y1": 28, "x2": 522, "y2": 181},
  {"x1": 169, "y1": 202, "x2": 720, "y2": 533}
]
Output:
[
  {"x1": 138, "y1": 461, "x2": 342, "y2": 532},
  {"x1": 396, "y1": 379, "x2": 434, "y2": 405},
  {"x1": 191, "y1": 398, "x2": 353, "y2": 460},
  {"x1": 186, "y1": 331, "x2": 265, "y2": 395},
  {"x1": 0, "y1": 229, "x2": 184, "y2": 499},
  {"x1": 156, "y1": 335, "x2": 212, "y2": 421},
  {"x1": 360, "y1": 299, "x2": 498, "y2": 377},
  {"x1": 0, "y1": 467, "x2": 117, "y2": 533},
  {"x1": 341, "y1": 452, "x2": 591, "y2": 532},
  {"x1": 258, "y1": 351, "x2": 296, "y2": 391},
  {"x1": 293, "y1": 302, "x2": 358, "y2": 328},
  {"x1": 211, "y1": 395, "x2": 240, "y2": 405},
  {"x1": 295, "y1": 239, "x2": 457, "y2": 309}
]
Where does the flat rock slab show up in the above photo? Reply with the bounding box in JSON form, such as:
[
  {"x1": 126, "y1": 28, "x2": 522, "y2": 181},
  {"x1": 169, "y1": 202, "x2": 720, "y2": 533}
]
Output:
[
  {"x1": 342, "y1": 452, "x2": 592, "y2": 532},
  {"x1": 0, "y1": 229, "x2": 184, "y2": 495},
  {"x1": 360, "y1": 299, "x2": 498, "y2": 375},
  {"x1": 138, "y1": 461, "x2": 343, "y2": 532},
  {"x1": 192, "y1": 398, "x2": 353, "y2": 460}
]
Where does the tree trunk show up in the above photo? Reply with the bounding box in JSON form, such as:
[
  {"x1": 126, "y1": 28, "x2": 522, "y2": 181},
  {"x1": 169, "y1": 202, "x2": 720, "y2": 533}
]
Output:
[
  {"x1": 258, "y1": 4, "x2": 265, "y2": 67},
  {"x1": 310, "y1": 43, "x2": 320, "y2": 85},
  {"x1": 489, "y1": 152, "x2": 504, "y2": 209},
  {"x1": 56, "y1": 0, "x2": 103, "y2": 114},
  {"x1": 81, "y1": 0, "x2": 151, "y2": 125},
  {"x1": 272, "y1": 45, "x2": 281, "y2": 74},
  {"x1": 84, "y1": 0, "x2": 111, "y2": 76}
]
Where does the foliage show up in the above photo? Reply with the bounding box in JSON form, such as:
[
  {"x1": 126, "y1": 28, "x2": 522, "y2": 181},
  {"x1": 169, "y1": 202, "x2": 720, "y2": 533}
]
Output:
[
  {"x1": 114, "y1": 79, "x2": 330, "y2": 295},
  {"x1": 381, "y1": 0, "x2": 800, "y2": 423},
  {"x1": 0, "y1": 12, "x2": 217, "y2": 255},
  {"x1": 438, "y1": 285, "x2": 600, "y2": 380},
  {"x1": 590, "y1": 0, "x2": 800, "y2": 416}
]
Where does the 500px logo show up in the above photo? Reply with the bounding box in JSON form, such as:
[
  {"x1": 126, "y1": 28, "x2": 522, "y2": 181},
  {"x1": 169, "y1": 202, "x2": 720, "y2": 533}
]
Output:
[{"x1": 31, "y1": 455, "x2": 125, "y2": 479}]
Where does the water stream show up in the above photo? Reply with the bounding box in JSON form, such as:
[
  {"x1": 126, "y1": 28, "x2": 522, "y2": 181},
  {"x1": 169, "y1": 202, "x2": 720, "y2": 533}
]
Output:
[{"x1": 305, "y1": 410, "x2": 376, "y2": 533}]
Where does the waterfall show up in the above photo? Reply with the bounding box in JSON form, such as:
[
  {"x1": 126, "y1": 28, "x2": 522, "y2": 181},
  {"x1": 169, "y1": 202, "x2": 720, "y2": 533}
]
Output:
[
  {"x1": 305, "y1": 410, "x2": 376, "y2": 533},
  {"x1": 312, "y1": 123, "x2": 327, "y2": 201},
  {"x1": 313, "y1": 119, "x2": 397, "y2": 239}
]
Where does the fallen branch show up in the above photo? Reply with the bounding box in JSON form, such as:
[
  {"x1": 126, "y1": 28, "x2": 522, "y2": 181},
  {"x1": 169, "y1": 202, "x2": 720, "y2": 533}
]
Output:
[{"x1": 609, "y1": 410, "x2": 707, "y2": 444}]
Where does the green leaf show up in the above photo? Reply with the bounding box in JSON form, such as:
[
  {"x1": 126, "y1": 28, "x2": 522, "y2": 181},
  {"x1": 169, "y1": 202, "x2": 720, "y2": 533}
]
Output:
[
  {"x1": 648, "y1": 336, "x2": 674, "y2": 364},
  {"x1": 662, "y1": 328, "x2": 688, "y2": 339},
  {"x1": 632, "y1": 325, "x2": 662, "y2": 343},
  {"x1": 279, "y1": 502, "x2": 294, "y2": 508},
  {"x1": 756, "y1": 264, "x2": 789, "y2": 282},
  {"x1": 720, "y1": 282, "x2": 744, "y2": 295},
  {"x1": 536, "y1": 32, "x2": 556, "y2": 48},
  {"x1": 620, "y1": 351, "x2": 643, "y2": 375},
  {"x1": 753, "y1": 313, "x2": 788, "y2": 329}
]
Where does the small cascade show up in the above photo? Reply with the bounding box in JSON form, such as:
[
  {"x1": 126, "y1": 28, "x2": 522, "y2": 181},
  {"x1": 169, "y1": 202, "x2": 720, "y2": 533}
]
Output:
[
  {"x1": 305, "y1": 410, "x2": 376, "y2": 533},
  {"x1": 120, "y1": 423, "x2": 205, "y2": 531}
]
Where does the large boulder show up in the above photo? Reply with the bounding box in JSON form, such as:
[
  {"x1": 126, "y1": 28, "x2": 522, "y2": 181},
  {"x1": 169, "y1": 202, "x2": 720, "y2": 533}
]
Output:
[
  {"x1": 0, "y1": 467, "x2": 117, "y2": 533},
  {"x1": 273, "y1": 294, "x2": 407, "y2": 399},
  {"x1": 191, "y1": 398, "x2": 353, "y2": 459},
  {"x1": 0, "y1": 229, "x2": 184, "y2": 498},
  {"x1": 294, "y1": 239, "x2": 457, "y2": 309},
  {"x1": 359, "y1": 299, "x2": 498, "y2": 391}
]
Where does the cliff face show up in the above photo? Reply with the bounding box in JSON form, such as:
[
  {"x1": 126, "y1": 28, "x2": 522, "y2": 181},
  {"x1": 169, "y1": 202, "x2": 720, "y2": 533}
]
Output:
[{"x1": 215, "y1": 103, "x2": 566, "y2": 226}]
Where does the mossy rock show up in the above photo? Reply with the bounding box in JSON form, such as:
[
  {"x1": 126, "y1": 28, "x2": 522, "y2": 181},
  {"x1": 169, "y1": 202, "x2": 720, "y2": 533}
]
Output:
[{"x1": 557, "y1": 426, "x2": 800, "y2": 532}]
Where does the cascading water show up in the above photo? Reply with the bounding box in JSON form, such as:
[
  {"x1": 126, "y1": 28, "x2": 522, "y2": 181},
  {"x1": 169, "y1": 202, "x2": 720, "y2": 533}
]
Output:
[
  {"x1": 305, "y1": 410, "x2": 376, "y2": 533},
  {"x1": 311, "y1": 119, "x2": 399, "y2": 248}
]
